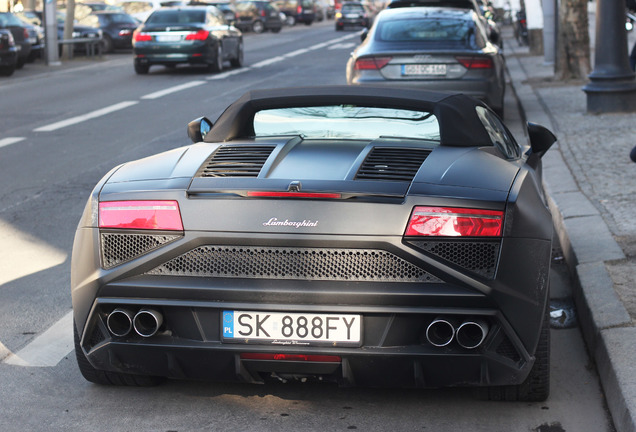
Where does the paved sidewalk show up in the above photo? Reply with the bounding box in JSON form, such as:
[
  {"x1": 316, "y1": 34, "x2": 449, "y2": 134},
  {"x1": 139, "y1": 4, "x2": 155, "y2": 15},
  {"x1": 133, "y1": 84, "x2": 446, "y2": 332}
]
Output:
[{"x1": 503, "y1": 24, "x2": 636, "y2": 432}]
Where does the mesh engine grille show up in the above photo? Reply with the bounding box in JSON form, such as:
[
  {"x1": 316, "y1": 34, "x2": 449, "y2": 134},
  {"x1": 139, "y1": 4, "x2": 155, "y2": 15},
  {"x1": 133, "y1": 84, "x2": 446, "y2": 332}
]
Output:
[
  {"x1": 101, "y1": 232, "x2": 182, "y2": 269},
  {"x1": 407, "y1": 240, "x2": 500, "y2": 278},
  {"x1": 197, "y1": 145, "x2": 276, "y2": 178},
  {"x1": 148, "y1": 245, "x2": 442, "y2": 282},
  {"x1": 355, "y1": 147, "x2": 432, "y2": 181}
]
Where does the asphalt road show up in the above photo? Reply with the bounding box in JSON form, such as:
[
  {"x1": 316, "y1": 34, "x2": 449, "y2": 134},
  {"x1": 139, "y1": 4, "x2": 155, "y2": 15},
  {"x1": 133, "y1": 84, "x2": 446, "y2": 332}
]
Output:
[{"x1": 0, "y1": 19, "x2": 615, "y2": 432}]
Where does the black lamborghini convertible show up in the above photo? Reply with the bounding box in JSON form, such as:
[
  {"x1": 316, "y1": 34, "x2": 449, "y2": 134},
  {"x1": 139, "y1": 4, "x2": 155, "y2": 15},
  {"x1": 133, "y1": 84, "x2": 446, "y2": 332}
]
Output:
[{"x1": 71, "y1": 86, "x2": 556, "y2": 401}]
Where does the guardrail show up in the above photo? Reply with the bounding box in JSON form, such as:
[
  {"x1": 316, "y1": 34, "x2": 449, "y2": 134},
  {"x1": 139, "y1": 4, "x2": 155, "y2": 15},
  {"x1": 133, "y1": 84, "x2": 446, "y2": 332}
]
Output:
[{"x1": 58, "y1": 37, "x2": 103, "y2": 58}]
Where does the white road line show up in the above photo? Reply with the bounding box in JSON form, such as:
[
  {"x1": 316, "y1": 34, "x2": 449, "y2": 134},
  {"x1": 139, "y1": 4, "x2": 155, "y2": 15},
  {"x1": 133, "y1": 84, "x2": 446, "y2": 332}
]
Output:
[
  {"x1": 0, "y1": 137, "x2": 25, "y2": 148},
  {"x1": 3, "y1": 311, "x2": 74, "y2": 367},
  {"x1": 207, "y1": 68, "x2": 252, "y2": 80},
  {"x1": 141, "y1": 80, "x2": 207, "y2": 99},
  {"x1": 251, "y1": 56, "x2": 286, "y2": 68},
  {"x1": 34, "y1": 101, "x2": 139, "y2": 132}
]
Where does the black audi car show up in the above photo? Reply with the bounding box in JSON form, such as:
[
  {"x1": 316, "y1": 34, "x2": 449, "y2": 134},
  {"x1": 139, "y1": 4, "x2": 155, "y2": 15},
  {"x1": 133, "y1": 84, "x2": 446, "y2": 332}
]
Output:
[{"x1": 71, "y1": 86, "x2": 555, "y2": 401}]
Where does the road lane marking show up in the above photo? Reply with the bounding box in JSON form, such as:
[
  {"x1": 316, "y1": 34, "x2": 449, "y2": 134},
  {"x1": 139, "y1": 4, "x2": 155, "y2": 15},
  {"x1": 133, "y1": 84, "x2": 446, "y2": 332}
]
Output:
[
  {"x1": 251, "y1": 56, "x2": 286, "y2": 68},
  {"x1": 141, "y1": 80, "x2": 207, "y2": 99},
  {"x1": 34, "y1": 101, "x2": 139, "y2": 132},
  {"x1": 207, "y1": 68, "x2": 251, "y2": 80},
  {"x1": 329, "y1": 42, "x2": 357, "y2": 50},
  {"x1": 0, "y1": 137, "x2": 25, "y2": 148},
  {"x1": 3, "y1": 310, "x2": 73, "y2": 367}
]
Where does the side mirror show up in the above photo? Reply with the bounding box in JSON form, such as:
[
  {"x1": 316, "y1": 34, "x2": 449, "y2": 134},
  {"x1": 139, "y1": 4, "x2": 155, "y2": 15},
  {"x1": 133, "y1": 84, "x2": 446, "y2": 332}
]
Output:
[
  {"x1": 527, "y1": 122, "x2": 556, "y2": 158},
  {"x1": 361, "y1": 28, "x2": 368, "y2": 42},
  {"x1": 187, "y1": 117, "x2": 213, "y2": 143}
]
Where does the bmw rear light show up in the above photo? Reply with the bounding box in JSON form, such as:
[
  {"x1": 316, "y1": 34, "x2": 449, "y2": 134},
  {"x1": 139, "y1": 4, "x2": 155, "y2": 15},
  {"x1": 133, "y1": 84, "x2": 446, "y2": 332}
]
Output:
[
  {"x1": 133, "y1": 31, "x2": 152, "y2": 42},
  {"x1": 456, "y1": 56, "x2": 494, "y2": 69},
  {"x1": 119, "y1": 29, "x2": 132, "y2": 37},
  {"x1": 99, "y1": 201, "x2": 184, "y2": 231},
  {"x1": 405, "y1": 206, "x2": 503, "y2": 237},
  {"x1": 354, "y1": 56, "x2": 392, "y2": 70},
  {"x1": 185, "y1": 30, "x2": 210, "y2": 41}
]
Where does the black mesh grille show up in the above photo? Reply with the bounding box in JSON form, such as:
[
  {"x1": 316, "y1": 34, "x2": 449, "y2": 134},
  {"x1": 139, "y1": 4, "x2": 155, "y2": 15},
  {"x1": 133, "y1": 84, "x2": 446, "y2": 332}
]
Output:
[
  {"x1": 101, "y1": 232, "x2": 182, "y2": 269},
  {"x1": 495, "y1": 335, "x2": 522, "y2": 363},
  {"x1": 356, "y1": 147, "x2": 431, "y2": 181},
  {"x1": 197, "y1": 145, "x2": 276, "y2": 177},
  {"x1": 406, "y1": 240, "x2": 500, "y2": 278},
  {"x1": 148, "y1": 245, "x2": 442, "y2": 282}
]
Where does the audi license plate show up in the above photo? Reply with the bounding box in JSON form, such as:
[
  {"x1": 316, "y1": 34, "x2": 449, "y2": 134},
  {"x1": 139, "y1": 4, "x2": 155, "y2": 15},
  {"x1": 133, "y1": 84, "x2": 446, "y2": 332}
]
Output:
[
  {"x1": 222, "y1": 311, "x2": 361, "y2": 346},
  {"x1": 402, "y1": 64, "x2": 447, "y2": 76}
]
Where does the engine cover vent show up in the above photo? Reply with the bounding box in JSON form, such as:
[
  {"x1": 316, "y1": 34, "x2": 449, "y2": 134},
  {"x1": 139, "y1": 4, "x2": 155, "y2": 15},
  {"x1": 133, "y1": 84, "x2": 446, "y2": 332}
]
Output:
[
  {"x1": 356, "y1": 147, "x2": 432, "y2": 181},
  {"x1": 197, "y1": 145, "x2": 276, "y2": 178}
]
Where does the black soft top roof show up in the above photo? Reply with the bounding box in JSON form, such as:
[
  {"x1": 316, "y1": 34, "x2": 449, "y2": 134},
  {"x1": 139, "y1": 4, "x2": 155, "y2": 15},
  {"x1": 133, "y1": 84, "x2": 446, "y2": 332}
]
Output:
[{"x1": 205, "y1": 86, "x2": 494, "y2": 147}]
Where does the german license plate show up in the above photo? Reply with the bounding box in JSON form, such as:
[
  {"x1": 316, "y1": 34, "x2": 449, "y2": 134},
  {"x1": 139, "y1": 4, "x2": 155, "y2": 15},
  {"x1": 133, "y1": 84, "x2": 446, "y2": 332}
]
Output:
[
  {"x1": 222, "y1": 311, "x2": 361, "y2": 346},
  {"x1": 156, "y1": 34, "x2": 182, "y2": 42},
  {"x1": 402, "y1": 64, "x2": 447, "y2": 76}
]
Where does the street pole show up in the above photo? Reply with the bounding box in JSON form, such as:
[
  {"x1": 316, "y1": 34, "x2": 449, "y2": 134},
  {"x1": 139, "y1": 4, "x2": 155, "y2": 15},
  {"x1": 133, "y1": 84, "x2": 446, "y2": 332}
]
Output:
[
  {"x1": 43, "y1": 0, "x2": 60, "y2": 66},
  {"x1": 583, "y1": 0, "x2": 636, "y2": 113}
]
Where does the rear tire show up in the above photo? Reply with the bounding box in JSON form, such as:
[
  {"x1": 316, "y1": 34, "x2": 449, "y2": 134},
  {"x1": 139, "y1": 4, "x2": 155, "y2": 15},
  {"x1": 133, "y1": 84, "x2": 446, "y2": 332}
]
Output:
[
  {"x1": 74, "y1": 320, "x2": 162, "y2": 386},
  {"x1": 209, "y1": 44, "x2": 223, "y2": 72},
  {"x1": 134, "y1": 63, "x2": 149, "y2": 74},
  {"x1": 230, "y1": 41, "x2": 244, "y2": 68},
  {"x1": 101, "y1": 35, "x2": 114, "y2": 53},
  {"x1": 0, "y1": 65, "x2": 15, "y2": 76},
  {"x1": 252, "y1": 20, "x2": 265, "y2": 33}
]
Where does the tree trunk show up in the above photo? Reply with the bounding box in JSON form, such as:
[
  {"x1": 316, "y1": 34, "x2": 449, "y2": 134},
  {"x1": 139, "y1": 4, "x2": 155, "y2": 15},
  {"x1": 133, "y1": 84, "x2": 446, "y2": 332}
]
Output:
[
  {"x1": 555, "y1": 0, "x2": 591, "y2": 80},
  {"x1": 62, "y1": 0, "x2": 76, "y2": 61}
]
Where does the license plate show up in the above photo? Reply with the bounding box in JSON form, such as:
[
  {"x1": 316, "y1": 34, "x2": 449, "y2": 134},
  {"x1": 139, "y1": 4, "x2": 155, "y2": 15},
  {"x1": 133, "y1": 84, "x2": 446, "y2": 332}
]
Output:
[
  {"x1": 222, "y1": 310, "x2": 361, "y2": 346},
  {"x1": 402, "y1": 64, "x2": 447, "y2": 76},
  {"x1": 345, "y1": 14, "x2": 359, "y2": 18},
  {"x1": 156, "y1": 34, "x2": 182, "y2": 42}
]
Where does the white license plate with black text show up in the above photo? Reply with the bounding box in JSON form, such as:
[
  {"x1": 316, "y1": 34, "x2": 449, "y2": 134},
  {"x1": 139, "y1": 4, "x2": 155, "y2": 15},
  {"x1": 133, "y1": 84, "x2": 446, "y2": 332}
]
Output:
[
  {"x1": 402, "y1": 64, "x2": 447, "y2": 76},
  {"x1": 222, "y1": 311, "x2": 361, "y2": 346}
]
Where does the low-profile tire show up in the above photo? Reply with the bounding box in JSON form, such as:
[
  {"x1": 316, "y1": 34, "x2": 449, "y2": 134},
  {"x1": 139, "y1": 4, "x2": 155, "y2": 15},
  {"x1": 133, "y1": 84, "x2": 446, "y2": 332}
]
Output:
[
  {"x1": 252, "y1": 19, "x2": 265, "y2": 33},
  {"x1": 230, "y1": 41, "x2": 244, "y2": 68},
  {"x1": 74, "y1": 320, "x2": 162, "y2": 386},
  {"x1": 479, "y1": 304, "x2": 550, "y2": 402},
  {"x1": 208, "y1": 44, "x2": 223, "y2": 72},
  {"x1": 101, "y1": 35, "x2": 114, "y2": 53},
  {"x1": 134, "y1": 63, "x2": 149, "y2": 74},
  {"x1": 286, "y1": 15, "x2": 296, "y2": 26}
]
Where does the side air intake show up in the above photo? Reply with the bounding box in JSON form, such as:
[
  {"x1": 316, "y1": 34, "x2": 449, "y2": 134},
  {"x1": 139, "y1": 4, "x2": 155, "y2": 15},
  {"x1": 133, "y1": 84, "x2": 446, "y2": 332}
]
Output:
[
  {"x1": 355, "y1": 147, "x2": 432, "y2": 181},
  {"x1": 197, "y1": 145, "x2": 276, "y2": 178}
]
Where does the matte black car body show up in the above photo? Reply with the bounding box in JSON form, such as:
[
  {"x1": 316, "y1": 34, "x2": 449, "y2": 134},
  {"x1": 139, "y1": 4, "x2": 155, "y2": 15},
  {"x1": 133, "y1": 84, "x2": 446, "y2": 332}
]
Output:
[
  {"x1": 71, "y1": 86, "x2": 556, "y2": 401},
  {"x1": 0, "y1": 29, "x2": 18, "y2": 76},
  {"x1": 346, "y1": 7, "x2": 506, "y2": 117},
  {"x1": 132, "y1": 6, "x2": 243, "y2": 74},
  {"x1": 78, "y1": 11, "x2": 139, "y2": 52}
]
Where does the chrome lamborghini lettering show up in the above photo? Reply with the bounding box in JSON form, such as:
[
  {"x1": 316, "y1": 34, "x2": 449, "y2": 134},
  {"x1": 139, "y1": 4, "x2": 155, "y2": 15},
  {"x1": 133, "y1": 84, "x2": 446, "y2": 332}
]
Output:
[{"x1": 263, "y1": 218, "x2": 318, "y2": 228}]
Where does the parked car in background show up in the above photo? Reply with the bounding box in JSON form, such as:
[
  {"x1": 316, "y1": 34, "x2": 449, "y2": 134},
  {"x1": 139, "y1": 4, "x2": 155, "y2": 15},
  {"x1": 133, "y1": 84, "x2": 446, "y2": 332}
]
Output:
[
  {"x1": 0, "y1": 12, "x2": 32, "y2": 68},
  {"x1": 189, "y1": 1, "x2": 238, "y2": 23},
  {"x1": 115, "y1": 0, "x2": 187, "y2": 22},
  {"x1": 132, "y1": 6, "x2": 243, "y2": 74},
  {"x1": 77, "y1": 11, "x2": 139, "y2": 52},
  {"x1": 234, "y1": 0, "x2": 283, "y2": 33},
  {"x1": 346, "y1": 6, "x2": 506, "y2": 117},
  {"x1": 18, "y1": 17, "x2": 44, "y2": 62},
  {"x1": 274, "y1": 0, "x2": 316, "y2": 26},
  {"x1": 335, "y1": 1, "x2": 374, "y2": 30},
  {"x1": 0, "y1": 28, "x2": 18, "y2": 76}
]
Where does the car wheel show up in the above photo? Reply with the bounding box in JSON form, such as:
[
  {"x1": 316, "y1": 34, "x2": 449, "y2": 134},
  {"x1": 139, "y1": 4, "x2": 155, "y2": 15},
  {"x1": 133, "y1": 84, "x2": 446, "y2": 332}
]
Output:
[
  {"x1": 73, "y1": 320, "x2": 163, "y2": 386},
  {"x1": 479, "y1": 304, "x2": 550, "y2": 402},
  {"x1": 16, "y1": 57, "x2": 25, "y2": 69},
  {"x1": 252, "y1": 20, "x2": 265, "y2": 33},
  {"x1": 230, "y1": 41, "x2": 244, "y2": 68},
  {"x1": 209, "y1": 44, "x2": 224, "y2": 72},
  {"x1": 101, "y1": 35, "x2": 114, "y2": 54},
  {"x1": 305, "y1": 19, "x2": 312, "y2": 26},
  {"x1": 286, "y1": 15, "x2": 296, "y2": 26},
  {"x1": 134, "y1": 63, "x2": 150, "y2": 74},
  {"x1": 0, "y1": 65, "x2": 16, "y2": 77},
  {"x1": 335, "y1": 24, "x2": 342, "y2": 31}
]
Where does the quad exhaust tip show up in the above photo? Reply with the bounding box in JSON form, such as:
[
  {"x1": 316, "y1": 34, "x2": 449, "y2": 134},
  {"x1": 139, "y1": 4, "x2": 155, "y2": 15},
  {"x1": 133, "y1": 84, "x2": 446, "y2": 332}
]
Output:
[
  {"x1": 106, "y1": 308, "x2": 134, "y2": 337},
  {"x1": 426, "y1": 317, "x2": 456, "y2": 347},
  {"x1": 133, "y1": 309, "x2": 163, "y2": 338},
  {"x1": 456, "y1": 319, "x2": 489, "y2": 350}
]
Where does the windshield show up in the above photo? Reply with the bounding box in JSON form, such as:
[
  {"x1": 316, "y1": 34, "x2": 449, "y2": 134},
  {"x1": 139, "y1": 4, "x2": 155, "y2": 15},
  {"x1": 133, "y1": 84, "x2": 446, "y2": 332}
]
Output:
[
  {"x1": 253, "y1": 106, "x2": 440, "y2": 141},
  {"x1": 377, "y1": 17, "x2": 484, "y2": 47}
]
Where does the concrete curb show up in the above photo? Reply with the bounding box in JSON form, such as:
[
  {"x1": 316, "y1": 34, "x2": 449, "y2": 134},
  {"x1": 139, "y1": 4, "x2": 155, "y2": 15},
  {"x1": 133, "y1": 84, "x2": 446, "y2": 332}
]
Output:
[{"x1": 504, "y1": 32, "x2": 636, "y2": 432}]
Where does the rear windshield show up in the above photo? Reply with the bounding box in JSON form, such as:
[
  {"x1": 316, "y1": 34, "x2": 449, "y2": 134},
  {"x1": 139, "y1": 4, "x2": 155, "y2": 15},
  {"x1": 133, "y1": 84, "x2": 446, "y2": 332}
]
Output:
[
  {"x1": 253, "y1": 106, "x2": 440, "y2": 141},
  {"x1": 376, "y1": 17, "x2": 484, "y2": 46},
  {"x1": 146, "y1": 10, "x2": 206, "y2": 23}
]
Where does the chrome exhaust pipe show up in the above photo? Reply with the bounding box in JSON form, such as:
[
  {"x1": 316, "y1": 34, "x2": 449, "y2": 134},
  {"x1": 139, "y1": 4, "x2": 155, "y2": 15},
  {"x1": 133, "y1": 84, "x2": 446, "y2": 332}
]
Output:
[
  {"x1": 426, "y1": 317, "x2": 456, "y2": 347},
  {"x1": 107, "y1": 308, "x2": 134, "y2": 337},
  {"x1": 133, "y1": 309, "x2": 163, "y2": 338},
  {"x1": 456, "y1": 319, "x2": 489, "y2": 349}
]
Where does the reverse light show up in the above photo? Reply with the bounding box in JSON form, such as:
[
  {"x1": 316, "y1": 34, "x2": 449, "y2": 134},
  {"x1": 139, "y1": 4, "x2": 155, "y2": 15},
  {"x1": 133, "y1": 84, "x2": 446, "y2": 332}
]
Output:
[
  {"x1": 240, "y1": 353, "x2": 342, "y2": 362},
  {"x1": 99, "y1": 200, "x2": 184, "y2": 230},
  {"x1": 405, "y1": 206, "x2": 503, "y2": 237},
  {"x1": 185, "y1": 30, "x2": 210, "y2": 41},
  {"x1": 354, "y1": 56, "x2": 392, "y2": 70},
  {"x1": 456, "y1": 56, "x2": 494, "y2": 69}
]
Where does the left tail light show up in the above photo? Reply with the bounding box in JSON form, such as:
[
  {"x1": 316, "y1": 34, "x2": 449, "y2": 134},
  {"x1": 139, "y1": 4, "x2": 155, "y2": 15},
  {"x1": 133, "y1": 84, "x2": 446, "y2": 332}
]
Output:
[
  {"x1": 99, "y1": 200, "x2": 183, "y2": 230},
  {"x1": 405, "y1": 206, "x2": 503, "y2": 237},
  {"x1": 354, "y1": 56, "x2": 392, "y2": 70},
  {"x1": 133, "y1": 30, "x2": 152, "y2": 42}
]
